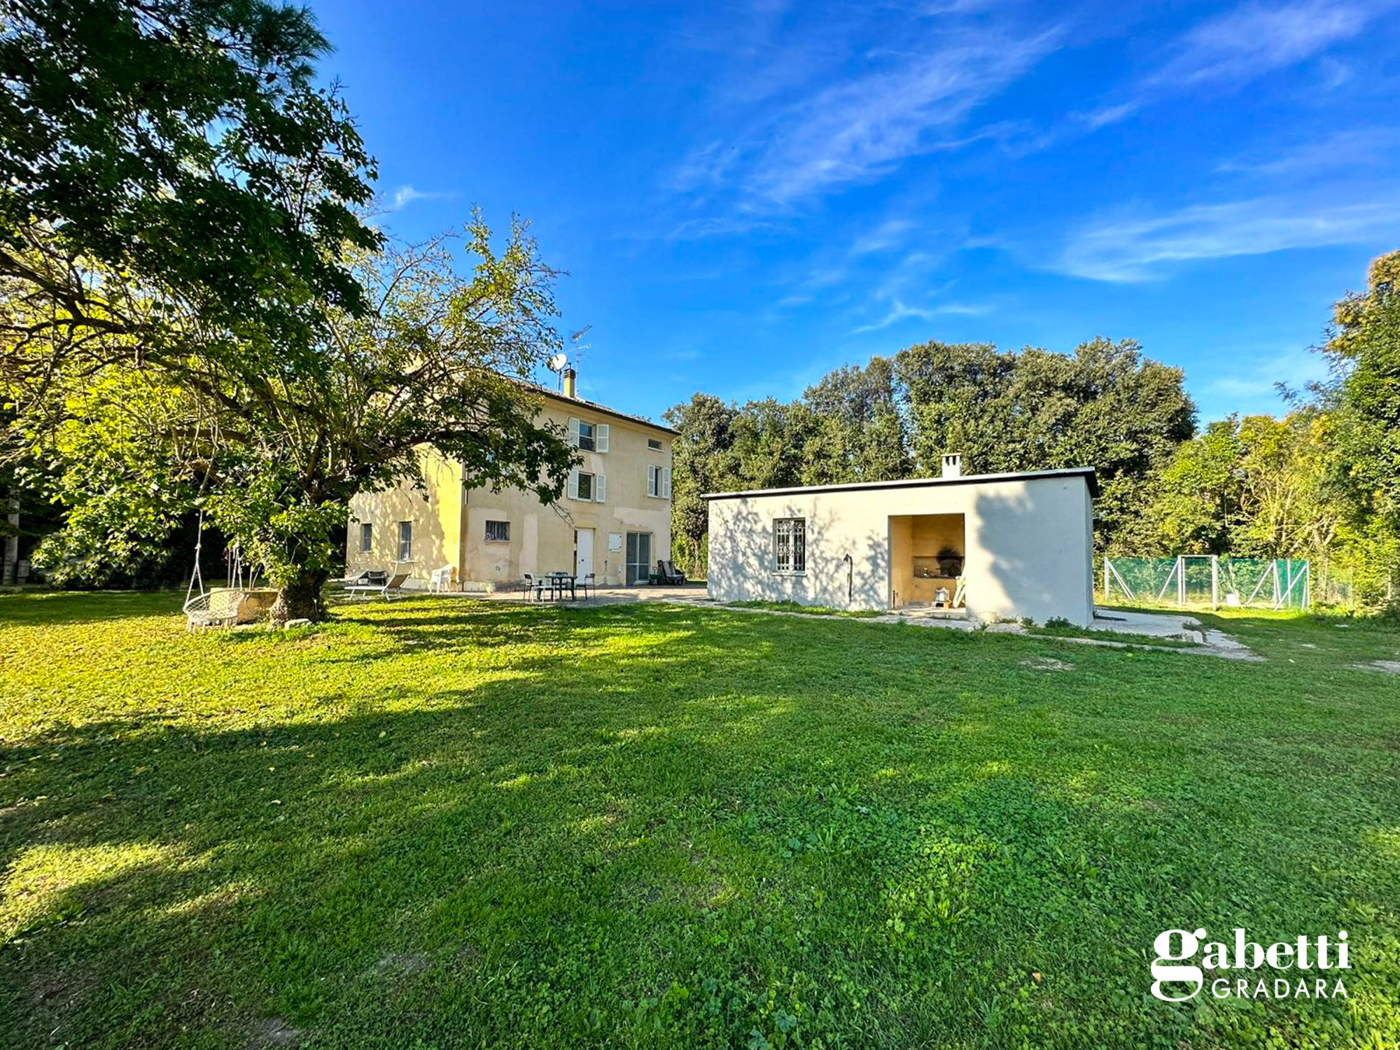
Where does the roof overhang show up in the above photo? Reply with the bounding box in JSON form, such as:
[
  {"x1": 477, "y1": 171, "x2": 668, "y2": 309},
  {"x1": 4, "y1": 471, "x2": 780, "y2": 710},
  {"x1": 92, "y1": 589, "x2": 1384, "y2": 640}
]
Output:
[
  {"x1": 702, "y1": 466, "x2": 1100, "y2": 501},
  {"x1": 524, "y1": 383, "x2": 679, "y2": 436}
]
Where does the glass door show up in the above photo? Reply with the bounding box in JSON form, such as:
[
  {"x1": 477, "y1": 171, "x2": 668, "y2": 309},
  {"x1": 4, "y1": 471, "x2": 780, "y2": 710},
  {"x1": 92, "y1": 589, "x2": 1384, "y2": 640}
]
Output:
[{"x1": 625, "y1": 532, "x2": 652, "y2": 585}]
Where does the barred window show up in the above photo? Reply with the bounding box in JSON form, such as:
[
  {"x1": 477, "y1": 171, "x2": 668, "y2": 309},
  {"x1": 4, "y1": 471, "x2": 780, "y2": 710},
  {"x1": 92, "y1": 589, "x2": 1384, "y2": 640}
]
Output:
[
  {"x1": 773, "y1": 518, "x2": 806, "y2": 573},
  {"x1": 485, "y1": 520, "x2": 510, "y2": 542}
]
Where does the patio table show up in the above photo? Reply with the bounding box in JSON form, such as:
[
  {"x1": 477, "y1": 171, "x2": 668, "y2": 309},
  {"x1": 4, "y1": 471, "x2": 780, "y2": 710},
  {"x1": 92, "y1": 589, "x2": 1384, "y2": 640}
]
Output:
[{"x1": 545, "y1": 572, "x2": 577, "y2": 601}]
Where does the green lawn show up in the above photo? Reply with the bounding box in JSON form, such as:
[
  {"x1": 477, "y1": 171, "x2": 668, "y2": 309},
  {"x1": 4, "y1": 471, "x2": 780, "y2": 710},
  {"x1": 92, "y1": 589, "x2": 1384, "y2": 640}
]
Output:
[{"x1": 2, "y1": 594, "x2": 1399, "y2": 1049}]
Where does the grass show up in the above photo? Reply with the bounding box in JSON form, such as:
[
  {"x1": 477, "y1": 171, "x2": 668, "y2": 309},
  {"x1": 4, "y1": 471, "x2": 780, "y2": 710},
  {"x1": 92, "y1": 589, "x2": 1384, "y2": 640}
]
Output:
[
  {"x1": 722, "y1": 599, "x2": 886, "y2": 618},
  {"x1": 1, "y1": 593, "x2": 1398, "y2": 1049}
]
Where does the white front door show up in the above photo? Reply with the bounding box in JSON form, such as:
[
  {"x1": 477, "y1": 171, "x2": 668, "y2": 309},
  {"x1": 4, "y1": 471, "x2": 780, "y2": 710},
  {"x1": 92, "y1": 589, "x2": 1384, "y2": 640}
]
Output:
[{"x1": 574, "y1": 528, "x2": 594, "y2": 580}]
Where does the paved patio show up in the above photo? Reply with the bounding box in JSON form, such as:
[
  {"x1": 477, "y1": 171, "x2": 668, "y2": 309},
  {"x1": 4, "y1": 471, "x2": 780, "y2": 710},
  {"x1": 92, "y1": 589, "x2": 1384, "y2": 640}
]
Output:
[{"x1": 436, "y1": 582, "x2": 711, "y2": 605}]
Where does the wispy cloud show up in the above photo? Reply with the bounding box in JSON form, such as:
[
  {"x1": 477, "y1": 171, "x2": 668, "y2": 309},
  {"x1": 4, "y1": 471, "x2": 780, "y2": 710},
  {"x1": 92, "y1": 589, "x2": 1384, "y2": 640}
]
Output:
[
  {"x1": 1055, "y1": 194, "x2": 1400, "y2": 282},
  {"x1": 388, "y1": 184, "x2": 454, "y2": 211},
  {"x1": 666, "y1": 215, "x2": 782, "y2": 240},
  {"x1": 1215, "y1": 127, "x2": 1400, "y2": 178},
  {"x1": 1067, "y1": 0, "x2": 1389, "y2": 148},
  {"x1": 850, "y1": 298, "x2": 991, "y2": 334},
  {"x1": 1197, "y1": 346, "x2": 1332, "y2": 415},
  {"x1": 1076, "y1": 102, "x2": 1137, "y2": 131},
  {"x1": 1151, "y1": 0, "x2": 1379, "y2": 88},
  {"x1": 849, "y1": 219, "x2": 915, "y2": 256},
  {"x1": 664, "y1": 3, "x2": 1065, "y2": 218},
  {"x1": 745, "y1": 27, "x2": 1062, "y2": 206}
]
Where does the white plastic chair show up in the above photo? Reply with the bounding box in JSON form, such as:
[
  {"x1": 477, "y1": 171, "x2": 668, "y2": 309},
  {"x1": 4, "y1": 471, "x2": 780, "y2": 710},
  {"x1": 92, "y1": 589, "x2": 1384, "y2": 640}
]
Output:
[{"x1": 430, "y1": 564, "x2": 453, "y2": 593}]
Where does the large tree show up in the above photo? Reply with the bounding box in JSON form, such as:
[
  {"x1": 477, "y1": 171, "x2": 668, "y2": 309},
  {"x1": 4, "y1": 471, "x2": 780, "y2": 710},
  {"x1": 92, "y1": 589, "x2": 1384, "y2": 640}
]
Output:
[
  {"x1": 2, "y1": 1, "x2": 575, "y2": 620},
  {"x1": 1149, "y1": 412, "x2": 1340, "y2": 559},
  {"x1": 668, "y1": 338, "x2": 1196, "y2": 575},
  {"x1": 22, "y1": 225, "x2": 577, "y2": 620},
  {"x1": 893, "y1": 337, "x2": 1195, "y2": 551},
  {"x1": 1318, "y1": 250, "x2": 1400, "y2": 540},
  {"x1": 663, "y1": 393, "x2": 738, "y2": 577},
  {"x1": 0, "y1": 0, "x2": 379, "y2": 341}
]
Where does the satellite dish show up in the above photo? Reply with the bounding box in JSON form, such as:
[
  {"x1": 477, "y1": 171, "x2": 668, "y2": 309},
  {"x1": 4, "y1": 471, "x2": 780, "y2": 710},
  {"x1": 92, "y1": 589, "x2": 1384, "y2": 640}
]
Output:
[{"x1": 547, "y1": 353, "x2": 568, "y2": 372}]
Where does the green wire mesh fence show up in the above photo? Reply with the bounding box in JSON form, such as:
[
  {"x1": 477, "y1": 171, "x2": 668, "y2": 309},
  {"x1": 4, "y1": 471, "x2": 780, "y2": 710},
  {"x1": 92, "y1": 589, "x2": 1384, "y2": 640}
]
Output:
[{"x1": 1102, "y1": 556, "x2": 1310, "y2": 610}]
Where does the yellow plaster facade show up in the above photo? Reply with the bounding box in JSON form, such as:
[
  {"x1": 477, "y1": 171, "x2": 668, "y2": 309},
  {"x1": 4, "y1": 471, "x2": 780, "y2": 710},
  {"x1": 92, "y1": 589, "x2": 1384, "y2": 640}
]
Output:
[{"x1": 346, "y1": 389, "x2": 674, "y2": 590}]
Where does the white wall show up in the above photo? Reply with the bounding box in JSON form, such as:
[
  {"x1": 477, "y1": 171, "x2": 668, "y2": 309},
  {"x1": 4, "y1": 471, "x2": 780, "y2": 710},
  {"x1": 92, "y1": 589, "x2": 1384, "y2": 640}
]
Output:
[{"x1": 706, "y1": 475, "x2": 1095, "y2": 625}]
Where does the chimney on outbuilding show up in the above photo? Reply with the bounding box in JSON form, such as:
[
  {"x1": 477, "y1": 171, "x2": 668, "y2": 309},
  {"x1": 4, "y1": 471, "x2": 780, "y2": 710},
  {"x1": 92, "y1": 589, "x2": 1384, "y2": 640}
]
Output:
[
  {"x1": 563, "y1": 366, "x2": 577, "y2": 399},
  {"x1": 941, "y1": 453, "x2": 963, "y2": 479}
]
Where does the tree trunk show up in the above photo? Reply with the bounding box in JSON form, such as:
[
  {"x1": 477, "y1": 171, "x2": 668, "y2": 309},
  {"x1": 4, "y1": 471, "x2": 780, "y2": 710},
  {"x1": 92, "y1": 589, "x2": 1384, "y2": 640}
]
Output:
[
  {"x1": 270, "y1": 569, "x2": 330, "y2": 625},
  {"x1": 2, "y1": 490, "x2": 18, "y2": 586}
]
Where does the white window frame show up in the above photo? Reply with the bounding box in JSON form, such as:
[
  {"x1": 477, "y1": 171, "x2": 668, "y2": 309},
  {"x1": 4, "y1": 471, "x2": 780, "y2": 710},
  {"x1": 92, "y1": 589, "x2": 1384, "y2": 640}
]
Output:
[
  {"x1": 568, "y1": 469, "x2": 606, "y2": 503},
  {"x1": 568, "y1": 418, "x2": 609, "y2": 453},
  {"x1": 773, "y1": 517, "x2": 806, "y2": 575},
  {"x1": 397, "y1": 521, "x2": 413, "y2": 562},
  {"x1": 646, "y1": 465, "x2": 673, "y2": 499},
  {"x1": 359, "y1": 522, "x2": 372, "y2": 552},
  {"x1": 484, "y1": 520, "x2": 510, "y2": 543},
  {"x1": 648, "y1": 438, "x2": 663, "y2": 451}
]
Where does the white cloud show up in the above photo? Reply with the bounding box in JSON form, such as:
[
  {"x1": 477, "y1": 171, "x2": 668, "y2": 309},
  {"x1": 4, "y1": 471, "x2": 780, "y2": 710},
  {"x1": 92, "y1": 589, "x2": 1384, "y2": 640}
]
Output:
[
  {"x1": 849, "y1": 219, "x2": 915, "y2": 255},
  {"x1": 1076, "y1": 102, "x2": 1137, "y2": 130},
  {"x1": 1152, "y1": 0, "x2": 1380, "y2": 88},
  {"x1": 1069, "y1": 1, "x2": 1388, "y2": 147},
  {"x1": 1215, "y1": 127, "x2": 1400, "y2": 178},
  {"x1": 1055, "y1": 194, "x2": 1400, "y2": 282},
  {"x1": 1196, "y1": 347, "x2": 1332, "y2": 415},
  {"x1": 666, "y1": 215, "x2": 781, "y2": 240},
  {"x1": 850, "y1": 298, "x2": 991, "y2": 334},
  {"x1": 746, "y1": 26, "x2": 1062, "y2": 206},
  {"x1": 388, "y1": 185, "x2": 454, "y2": 211}
]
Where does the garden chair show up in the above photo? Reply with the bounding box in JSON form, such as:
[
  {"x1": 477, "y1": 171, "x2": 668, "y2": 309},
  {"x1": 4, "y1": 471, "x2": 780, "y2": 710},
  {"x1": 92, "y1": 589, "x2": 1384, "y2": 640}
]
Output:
[
  {"x1": 662, "y1": 560, "x2": 687, "y2": 585},
  {"x1": 340, "y1": 569, "x2": 388, "y2": 588},
  {"x1": 345, "y1": 571, "x2": 410, "y2": 601},
  {"x1": 429, "y1": 564, "x2": 453, "y2": 593},
  {"x1": 522, "y1": 573, "x2": 545, "y2": 602},
  {"x1": 581, "y1": 572, "x2": 596, "y2": 599}
]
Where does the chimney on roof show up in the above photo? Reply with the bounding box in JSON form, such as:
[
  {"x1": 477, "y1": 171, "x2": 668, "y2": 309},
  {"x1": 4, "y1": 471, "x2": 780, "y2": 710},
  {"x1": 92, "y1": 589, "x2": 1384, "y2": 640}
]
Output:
[
  {"x1": 941, "y1": 453, "x2": 963, "y2": 479},
  {"x1": 563, "y1": 366, "x2": 577, "y2": 399}
]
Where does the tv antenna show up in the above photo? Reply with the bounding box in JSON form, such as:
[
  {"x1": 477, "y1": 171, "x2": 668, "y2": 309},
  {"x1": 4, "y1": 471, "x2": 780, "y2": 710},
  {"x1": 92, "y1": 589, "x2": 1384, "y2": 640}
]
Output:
[
  {"x1": 560, "y1": 325, "x2": 592, "y2": 391},
  {"x1": 570, "y1": 325, "x2": 592, "y2": 363}
]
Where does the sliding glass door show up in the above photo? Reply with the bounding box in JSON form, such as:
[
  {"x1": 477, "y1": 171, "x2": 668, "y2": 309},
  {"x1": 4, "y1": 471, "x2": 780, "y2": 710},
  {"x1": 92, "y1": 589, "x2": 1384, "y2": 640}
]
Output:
[{"x1": 625, "y1": 532, "x2": 652, "y2": 585}]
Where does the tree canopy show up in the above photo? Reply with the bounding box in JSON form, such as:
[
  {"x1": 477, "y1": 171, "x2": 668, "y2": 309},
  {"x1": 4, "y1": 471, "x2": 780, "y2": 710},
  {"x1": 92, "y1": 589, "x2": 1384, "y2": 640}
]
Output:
[
  {"x1": 2, "y1": 0, "x2": 576, "y2": 620},
  {"x1": 665, "y1": 338, "x2": 1195, "y2": 573}
]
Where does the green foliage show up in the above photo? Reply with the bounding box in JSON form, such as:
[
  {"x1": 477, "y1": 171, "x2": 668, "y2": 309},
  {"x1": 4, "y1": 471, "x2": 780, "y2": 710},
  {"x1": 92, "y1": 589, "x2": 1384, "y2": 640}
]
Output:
[
  {"x1": 668, "y1": 339, "x2": 1195, "y2": 573},
  {"x1": 3, "y1": 593, "x2": 1400, "y2": 1047},
  {"x1": 2, "y1": 3, "x2": 576, "y2": 620},
  {"x1": 1318, "y1": 251, "x2": 1400, "y2": 545},
  {"x1": 0, "y1": 0, "x2": 380, "y2": 344},
  {"x1": 1147, "y1": 413, "x2": 1345, "y2": 559},
  {"x1": 27, "y1": 374, "x2": 202, "y2": 586},
  {"x1": 895, "y1": 337, "x2": 1196, "y2": 553}
]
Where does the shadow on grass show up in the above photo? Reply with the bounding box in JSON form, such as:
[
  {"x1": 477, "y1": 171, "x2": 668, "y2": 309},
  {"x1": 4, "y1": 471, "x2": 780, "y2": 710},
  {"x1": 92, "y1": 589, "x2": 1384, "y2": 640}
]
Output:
[
  {"x1": 1, "y1": 597, "x2": 1397, "y2": 1048},
  {"x1": 0, "y1": 590, "x2": 184, "y2": 626}
]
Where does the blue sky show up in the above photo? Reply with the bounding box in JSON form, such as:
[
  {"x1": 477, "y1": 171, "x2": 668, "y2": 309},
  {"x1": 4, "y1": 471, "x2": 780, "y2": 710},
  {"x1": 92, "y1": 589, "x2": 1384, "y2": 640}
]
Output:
[{"x1": 313, "y1": 0, "x2": 1400, "y2": 424}]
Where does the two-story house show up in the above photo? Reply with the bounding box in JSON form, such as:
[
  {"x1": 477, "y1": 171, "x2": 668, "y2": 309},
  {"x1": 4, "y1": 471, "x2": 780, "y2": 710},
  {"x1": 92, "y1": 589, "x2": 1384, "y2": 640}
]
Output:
[{"x1": 344, "y1": 370, "x2": 676, "y2": 590}]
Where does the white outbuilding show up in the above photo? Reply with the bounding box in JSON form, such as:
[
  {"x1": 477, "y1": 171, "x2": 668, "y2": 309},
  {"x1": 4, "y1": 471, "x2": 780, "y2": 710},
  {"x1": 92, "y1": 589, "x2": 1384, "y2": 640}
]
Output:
[{"x1": 704, "y1": 456, "x2": 1098, "y2": 626}]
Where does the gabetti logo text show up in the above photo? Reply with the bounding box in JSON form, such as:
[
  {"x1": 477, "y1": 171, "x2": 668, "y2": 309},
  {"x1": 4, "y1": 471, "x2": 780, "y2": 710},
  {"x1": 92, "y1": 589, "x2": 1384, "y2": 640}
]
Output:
[{"x1": 1151, "y1": 928, "x2": 1351, "y2": 1002}]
